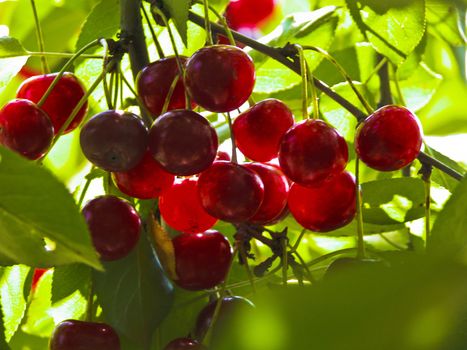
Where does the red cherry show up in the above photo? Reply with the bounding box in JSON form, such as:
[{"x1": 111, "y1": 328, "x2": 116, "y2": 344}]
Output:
[
  {"x1": 17, "y1": 72, "x2": 87, "y2": 134},
  {"x1": 243, "y1": 163, "x2": 289, "y2": 225},
  {"x1": 82, "y1": 196, "x2": 141, "y2": 261},
  {"x1": 197, "y1": 161, "x2": 264, "y2": 222},
  {"x1": 50, "y1": 319, "x2": 120, "y2": 350},
  {"x1": 288, "y1": 171, "x2": 356, "y2": 232},
  {"x1": 278, "y1": 119, "x2": 348, "y2": 187},
  {"x1": 233, "y1": 99, "x2": 294, "y2": 162},
  {"x1": 172, "y1": 230, "x2": 232, "y2": 290},
  {"x1": 225, "y1": 0, "x2": 276, "y2": 29},
  {"x1": 164, "y1": 338, "x2": 206, "y2": 350},
  {"x1": 0, "y1": 99, "x2": 54, "y2": 160},
  {"x1": 216, "y1": 150, "x2": 231, "y2": 162},
  {"x1": 355, "y1": 105, "x2": 423, "y2": 171},
  {"x1": 185, "y1": 45, "x2": 256, "y2": 113},
  {"x1": 159, "y1": 178, "x2": 217, "y2": 234}
]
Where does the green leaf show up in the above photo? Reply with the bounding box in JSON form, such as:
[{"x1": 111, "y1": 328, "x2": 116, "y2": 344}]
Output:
[
  {"x1": 0, "y1": 37, "x2": 27, "y2": 58},
  {"x1": 0, "y1": 301, "x2": 10, "y2": 350},
  {"x1": 0, "y1": 37, "x2": 28, "y2": 89},
  {"x1": 51, "y1": 264, "x2": 91, "y2": 304},
  {"x1": 426, "y1": 0, "x2": 466, "y2": 46},
  {"x1": 425, "y1": 146, "x2": 466, "y2": 192},
  {"x1": 162, "y1": 0, "x2": 191, "y2": 46}
]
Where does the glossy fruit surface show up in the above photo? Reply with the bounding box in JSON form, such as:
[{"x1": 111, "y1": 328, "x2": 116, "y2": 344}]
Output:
[
  {"x1": 288, "y1": 171, "x2": 356, "y2": 232},
  {"x1": 49, "y1": 319, "x2": 120, "y2": 350},
  {"x1": 198, "y1": 161, "x2": 264, "y2": 222},
  {"x1": 80, "y1": 110, "x2": 148, "y2": 172},
  {"x1": 164, "y1": 338, "x2": 205, "y2": 350},
  {"x1": 185, "y1": 45, "x2": 255, "y2": 112},
  {"x1": 113, "y1": 151, "x2": 174, "y2": 199},
  {"x1": 216, "y1": 150, "x2": 231, "y2": 161},
  {"x1": 279, "y1": 119, "x2": 348, "y2": 187},
  {"x1": 173, "y1": 230, "x2": 232, "y2": 290},
  {"x1": 149, "y1": 109, "x2": 218, "y2": 176},
  {"x1": 233, "y1": 99, "x2": 294, "y2": 162},
  {"x1": 17, "y1": 72, "x2": 87, "y2": 134},
  {"x1": 0, "y1": 99, "x2": 53, "y2": 160},
  {"x1": 82, "y1": 195, "x2": 141, "y2": 261},
  {"x1": 225, "y1": 0, "x2": 275, "y2": 29},
  {"x1": 159, "y1": 178, "x2": 217, "y2": 234},
  {"x1": 355, "y1": 105, "x2": 423, "y2": 171}
]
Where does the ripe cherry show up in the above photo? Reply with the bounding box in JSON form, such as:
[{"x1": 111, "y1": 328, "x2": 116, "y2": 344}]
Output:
[
  {"x1": 185, "y1": 45, "x2": 256, "y2": 112},
  {"x1": 197, "y1": 161, "x2": 264, "y2": 222},
  {"x1": 50, "y1": 319, "x2": 120, "y2": 350},
  {"x1": 82, "y1": 195, "x2": 141, "y2": 261},
  {"x1": 148, "y1": 109, "x2": 218, "y2": 176},
  {"x1": 80, "y1": 110, "x2": 148, "y2": 172},
  {"x1": 278, "y1": 119, "x2": 348, "y2": 187},
  {"x1": 164, "y1": 338, "x2": 206, "y2": 350},
  {"x1": 172, "y1": 230, "x2": 232, "y2": 290},
  {"x1": 355, "y1": 105, "x2": 423, "y2": 171},
  {"x1": 17, "y1": 72, "x2": 87, "y2": 134},
  {"x1": 216, "y1": 150, "x2": 231, "y2": 162},
  {"x1": 225, "y1": 0, "x2": 276, "y2": 30},
  {"x1": 233, "y1": 99, "x2": 294, "y2": 162},
  {"x1": 288, "y1": 171, "x2": 356, "y2": 232},
  {"x1": 159, "y1": 178, "x2": 217, "y2": 234},
  {"x1": 0, "y1": 99, "x2": 54, "y2": 160}
]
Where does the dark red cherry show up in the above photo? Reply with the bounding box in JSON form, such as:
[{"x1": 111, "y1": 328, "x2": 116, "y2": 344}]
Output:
[
  {"x1": 233, "y1": 99, "x2": 294, "y2": 162},
  {"x1": 0, "y1": 99, "x2": 54, "y2": 160},
  {"x1": 164, "y1": 338, "x2": 206, "y2": 350},
  {"x1": 80, "y1": 110, "x2": 148, "y2": 172},
  {"x1": 197, "y1": 161, "x2": 264, "y2": 222},
  {"x1": 112, "y1": 150, "x2": 174, "y2": 199},
  {"x1": 225, "y1": 0, "x2": 276, "y2": 29},
  {"x1": 148, "y1": 109, "x2": 218, "y2": 176},
  {"x1": 278, "y1": 119, "x2": 348, "y2": 187},
  {"x1": 17, "y1": 72, "x2": 87, "y2": 134},
  {"x1": 185, "y1": 45, "x2": 256, "y2": 113},
  {"x1": 288, "y1": 171, "x2": 356, "y2": 232},
  {"x1": 172, "y1": 230, "x2": 232, "y2": 290},
  {"x1": 243, "y1": 163, "x2": 289, "y2": 225},
  {"x1": 355, "y1": 105, "x2": 423, "y2": 171},
  {"x1": 159, "y1": 178, "x2": 217, "y2": 234},
  {"x1": 216, "y1": 150, "x2": 231, "y2": 161},
  {"x1": 50, "y1": 319, "x2": 120, "y2": 350},
  {"x1": 82, "y1": 195, "x2": 141, "y2": 261}
]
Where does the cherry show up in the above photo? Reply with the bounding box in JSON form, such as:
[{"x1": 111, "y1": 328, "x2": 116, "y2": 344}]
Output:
[
  {"x1": 17, "y1": 72, "x2": 87, "y2": 134},
  {"x1": 82, "y1": 195, "x2": 141, "y2": 261},
  {"x1": 243, "y1": 163, "x2": 289, "y2": 225},
  {"x1": 112, "y1": 150, "x2": 174, "y2": 199},
  {"x1": 172, "y1": 230, "x2": 232, "y2": 290},
  {"x1": 164, "y1": 338, "x2": 206, "y2": 350},
  {"x1": 50, "y1": 319, "x2": 120, "y2": 350},
  {"x1": 233, "y1": 99, "x2": 294, "y2": 162},
  {"x1": 355, "y1": 105, "x2": 423, "y2": 171},
  {"x1": 278, "y1": 119, "x2": 348, "y2": 187},
  {"x1": 288, "y1": 171, "x2": 356, "y2": 232},
  {"x1": 148, "y1": 109, "x2": 218, "y2": 176},
  {"x1": 0, "y1": 99, "x2": 54, "y2": 160},
  {"x1": 197, "y1": 161, "x2": 264, "y2": 222},
  {"x1": 325, "y1": 257, "x2": 384, "y2": 280},
  {"x1": 216, "y1": 150, "x2": 231, "y2": 162},
  {"x1": 80, "y1": 110, "x2": 148, "y2": 172},
  {"x1": 185, "y1": 45, "x2": 256, "y2": 112},
  {"x1": 225, "y1": 0, "x2": 276, "y2": 30},
  {"x1": 159, "y1": 178, "x2": 217, "y2": 234}
]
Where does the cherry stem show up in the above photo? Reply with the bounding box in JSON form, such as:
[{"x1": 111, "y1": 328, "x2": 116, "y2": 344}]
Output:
[
  {"x1": 305, "y1": 248, "x2": 357, "y2": 267},
  {"x1": 363, "y1": 57, "x2": 388, "y2": 85},
  {"x1": 238, "y1": 243, "x2": 256, "y2": 294},
  {"x1": 292, "y1": 251, "x2": 316, "y2": 283},
  {"x1": 196, "y1": 1, "x2": 236, "y2": 46},
  {"x1": 114, "y1": 67, "x2": 121, "y2": 110},
  {"x1": 140, "y1": 2, "x2": 165, "y2": 58},
  {"x1": 281, "y1": 236, "x2": 288, "y2": 286},
  {"x1": 161, "y1": 75, "x2": 180, "y2": 115},
  {"x1": 391, "y1": 63, "x2": 407, "y2": 106},
  {"x1": 379, "y1": 233, "x2": 405, "y2": 250},
  {"x1": 29, "y1": 0, "x2": 49, "y2": 74},
  {"x1": 355, "y1": 158, "x2": 366, "y2": 259},
  {"x1": 376, "y1": 56, "x2": 393, "y2": 107},
  {"x1": 26, "y1": 51, "x2": 103, "y2": 59},
  {"x1": 77, "y1": 168, "x2": 95, "y2": 207},
  {"x1": 225, "y1": 112, "x2": 238, "y2": 163},
  {"x1": 294, "y1": 44, "x2": 310, "y2": 120},
  {"x1": 419, "y1": 163, "x2": 433, "y2": 246},
  {"x1": 100, "y1": 39, "x2": 114, "y2": 109},
  {"x1": 86, "y1": 279, "x2": 94, "y2": 322},
  {"x1": 289, "y1": 228, "x2": 307, "y2": 253},
  {"x1": 202, "y1": 0, "x2": 214, "y2": 45}
]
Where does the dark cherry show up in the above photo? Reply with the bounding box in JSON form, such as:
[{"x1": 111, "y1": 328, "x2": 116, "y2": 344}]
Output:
[
  {"x1": 355, "y1": 105, "x2": 423, "y2": 171},
  {"x1": 17, "y1": 72, "x2": 87, "y2": 134},
  {"x1": 80, "y1": 110, "x2": 148, "y2": 172},
  {"x1": 148, "y1": 109, "x2": 218, "y2": 176},
  {"x1": 288, "y1": 171, "x2": 356, "y2": 232},
  {"x1": 172, "y1": 230, "x2": 232, "y2": 290},
  {"x1": 278, "y1": 119, "x2": 348, "y2": 187},
  {"x1": 197, "y1": 161, "x2": 264, "y2": 222},
  {"x1": 325, "y1": 257, "x2": 384, "y2": 279},
  {"x1": 113, "y1": 150, "x2": 174, "y2": 199},
  {"x1": 185, "y1": 45, "x2": 256, "y2": 113},
  {"x1": 0, "y1": 99, "x2": 54, "y2": 160},
  {"x1": 164, "y1": 338, "x2": 206, "y2": 350},
  {"x1": 225, "y1": 0, "x2": 276, "y2": 29},
  {"x1": 82, "y1": 195, "x2": 141, "y2": 261},
  {"x1": 50, "y1": 319, "x2": 120, "y2": 350},
  {"x1": 216, "y1": 150, "x2": 231, "y2": 161}
]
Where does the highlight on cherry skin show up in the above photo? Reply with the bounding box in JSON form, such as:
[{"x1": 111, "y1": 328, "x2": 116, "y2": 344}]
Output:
[
  {"x1": 225, "y1": 0, "x2": 276, "y2": 30},
  {"x1": 163, "y1": 338, "x2": 206, "y2": 350}
]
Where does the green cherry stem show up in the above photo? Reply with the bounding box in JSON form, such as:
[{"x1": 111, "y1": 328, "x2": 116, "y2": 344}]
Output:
[
  {"x1": 77, "y1": 168, "x2": 96, "y2": 207},
  {"x1": 355, "y1": 158, "x2": 366, "y2": 259},
  {"x1": 391, "y1": 63, "x2": 407, "y2": 106},
  {"x1": 282, "y1": 235, "x2": 288, "y2": 286},
  {"x1": 113, "y1": 68, "x2": 121, "y2": 110},
  {"x1": 86, "y1": 279, "x2": 94, "y2": 322},
  {"x1": 29, "y1": 0, "x2": 49, "y2": 74},
  {"x1": 238, "y1": 243, "x2": 256, "y2": 294},
  {"x1": 196, "y1": 1, "x2": 236, "y2": 46},
  {"x1": 294, "y1": 44, "x2": 310, "y2": 120},
  {"x1": 363, "y1": 57, "x2": 388, "y2": 85},
  {"x1": 100, "y1": 39, "x2": 114, "y2": 109},
  {"x1": 26, "y1": 51, "x2": 103, "y2": 59},
  {"x1": 419, "y1": 163, "x2": 433, "y2": 246},
  {"x1": 161, "y1": 75, "x2": 180, "y2": 115},
  {"x1": 140, "y1": 2, "x2": 165, "y2": 58},
  {"x1": 289, "y1": 228, "x2": 307, "y2": 253},
  {"x1": 225, "y1": 112, "x2": 238, "y2": 163},
  {"x1": 203, "y1": 0, "x2": 214, "y2": 45}
]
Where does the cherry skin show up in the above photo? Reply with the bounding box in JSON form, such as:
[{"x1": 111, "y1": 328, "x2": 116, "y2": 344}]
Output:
[
  {"x1": 197, "y1": 161, "x2": 264, "y2": 222},
  {"x1": 278, "y1": 119, "x2": 348, "y2": 187},
  {"x1": 80, "y1": 110, "x2": 148, "y2": 172},
  {"x1": 172, "y1": 230, "x2": 232, "y2": 290},
  {"x1": 216, "y1": 150, "x2": 231, "y2": 161},
  {"x1": 82, "y1": 195, "x2": 141, "y2": 261},
  {"x1": 17, "y1": 72, "x2": 87, "y2": 134},
  {"x1": 159, "y1": 178, "x2": 217, "y2": 234},
  {"x1": 288, "y1": 171, "x2": 356, "y2": 232},
  {"x1": 225, "y1": 0, "x2": 276, "y2": 30},
  {"x1": 164, "y1": 338, "x2": 206, "y2": 350},
  {"x1": 0, "y1": 99, "x2": 54, "y2": 160},
  {"x1": 148, "y1": 109, "x2": 218, "y2": 176},
  {"x1": 355, "y1": 105, "x2": 423, "y2": 171},
  {"x1": 185, "y1": 45, "x2": 256, "y2": 113},
  {"x1": 50, "y1": 319, "x2": 120, "y2": 350}
]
